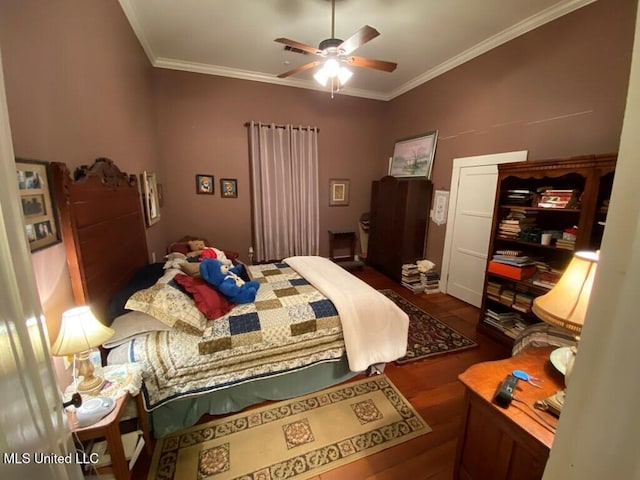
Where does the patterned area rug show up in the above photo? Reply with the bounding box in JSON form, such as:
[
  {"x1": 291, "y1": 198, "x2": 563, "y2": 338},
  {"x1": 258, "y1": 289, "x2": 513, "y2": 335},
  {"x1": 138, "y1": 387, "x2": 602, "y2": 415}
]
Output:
[
  {"x1": 379, "y1": 289, "x2": 478, "y2": 364},
  {"x1": 147, "y1": 375, "x2": 430, "y2": 480}
]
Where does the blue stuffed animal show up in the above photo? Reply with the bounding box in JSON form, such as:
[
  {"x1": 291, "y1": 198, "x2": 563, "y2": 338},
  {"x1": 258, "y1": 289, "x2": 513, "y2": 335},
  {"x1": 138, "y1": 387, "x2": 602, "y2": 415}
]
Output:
[{"x1": 200, "y1": 258, "x2": 259, "y2": 304}]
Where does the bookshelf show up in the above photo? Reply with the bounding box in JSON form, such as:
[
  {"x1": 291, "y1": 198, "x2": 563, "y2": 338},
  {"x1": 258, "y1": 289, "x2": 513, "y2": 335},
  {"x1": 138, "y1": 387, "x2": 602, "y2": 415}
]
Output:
[{"x1": 477, "y1": 154, "x2": 617, "y2": 346}]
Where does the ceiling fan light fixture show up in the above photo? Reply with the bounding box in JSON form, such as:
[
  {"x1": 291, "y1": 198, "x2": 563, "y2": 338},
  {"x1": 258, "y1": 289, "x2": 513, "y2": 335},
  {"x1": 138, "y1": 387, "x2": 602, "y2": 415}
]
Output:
[
  {"x1": 314, "y1": 58, "x2": 352, "y2": 87},
  {"x1": 314, "y1": 67, "x2": 330, "y2": 86},
  {"x1": 338, "y1": 66, "x2": 352, "y2": 86}
]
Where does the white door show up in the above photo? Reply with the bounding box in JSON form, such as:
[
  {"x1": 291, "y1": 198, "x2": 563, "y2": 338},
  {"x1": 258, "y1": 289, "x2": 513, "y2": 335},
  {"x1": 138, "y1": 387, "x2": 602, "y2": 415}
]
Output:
[{"x1": 441, "y1": 151, "x2": 527, "y2": 307}]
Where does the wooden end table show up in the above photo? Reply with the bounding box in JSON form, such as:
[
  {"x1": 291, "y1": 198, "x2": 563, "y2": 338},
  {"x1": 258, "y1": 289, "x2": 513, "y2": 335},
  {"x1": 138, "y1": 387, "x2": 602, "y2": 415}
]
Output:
[
  {"x1": 454, "y1": 346, "x2": 564, "y2": 480},
  {"x1": 68, "y1": 393, "x2": 152, "y2": 480}
]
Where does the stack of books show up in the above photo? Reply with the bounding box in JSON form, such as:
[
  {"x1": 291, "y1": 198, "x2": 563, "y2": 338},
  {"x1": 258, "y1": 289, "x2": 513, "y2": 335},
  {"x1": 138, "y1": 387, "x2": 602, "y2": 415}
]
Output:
[
  {"x1": 502, "y1": 189, "x2": 534, "y2": 205},
  {"x1": 532, "y1": 271, "x2": 561, "y2": 289},
  {"x1": 497, "y1": 208, "x2": 538, "y2": 240},
  {"x1": 421, "y1": 268, "x2": 440, "y2": 294},
  {"x1": 488, "y1": 249, "x2": 537, "y2": 280},
  {"x1": 499, "y1": 287, "x2": 516, "y2": 306},
  {"x1": 555, "y1": 228, "x2": 577, "y2": 250},
  {"x1": 486, "y1": 280, "x2": 503, "y2": 302},
  {"x1": 537, "y1": 189, "x2": 581, "y2": 209},
  {"x1": 483, "y1": 307, "x2": 526, "y2": 339},
  {"x1": 513, "y1": 290, "x2": 535, "y2": 313},
  {"x1": 401, "y1": 264, "x2": 425, "y2": 293}
]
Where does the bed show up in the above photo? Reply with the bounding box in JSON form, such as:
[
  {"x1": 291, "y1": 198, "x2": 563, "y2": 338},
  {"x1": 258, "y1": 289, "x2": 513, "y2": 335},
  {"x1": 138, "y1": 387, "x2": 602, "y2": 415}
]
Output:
[{"x1": 51, "y1": 159, "x2": 410, "y2": 438}]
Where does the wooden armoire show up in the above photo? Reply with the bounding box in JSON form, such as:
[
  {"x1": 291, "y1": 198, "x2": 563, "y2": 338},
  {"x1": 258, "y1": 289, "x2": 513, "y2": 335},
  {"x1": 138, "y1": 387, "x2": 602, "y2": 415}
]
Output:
[{"x1": 367, "y1": 176, "x2": 433, "y2": 281}]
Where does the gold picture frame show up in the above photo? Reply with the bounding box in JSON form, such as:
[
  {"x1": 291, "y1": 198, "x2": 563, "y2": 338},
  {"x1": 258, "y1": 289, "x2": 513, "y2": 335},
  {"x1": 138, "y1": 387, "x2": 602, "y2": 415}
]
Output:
[
  {"x1": 389, "y1": 130, "x2": 438, "y2": 178},
  {"x1": 141, "y1": 171, "x2": 161, "y2": 227},
  {"x1": 329, "y1": 178, "x2": 350, "y2": 206},
  {"x1": 15, "y1": 158, "x2": 61, "y2": 252}
]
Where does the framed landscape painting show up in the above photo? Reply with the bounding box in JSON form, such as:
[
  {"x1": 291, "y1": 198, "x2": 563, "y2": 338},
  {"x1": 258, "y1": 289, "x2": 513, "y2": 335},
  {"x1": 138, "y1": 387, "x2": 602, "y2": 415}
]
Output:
[{"x1": 389, "y1": 130, "x2": 438, "y2": 179}]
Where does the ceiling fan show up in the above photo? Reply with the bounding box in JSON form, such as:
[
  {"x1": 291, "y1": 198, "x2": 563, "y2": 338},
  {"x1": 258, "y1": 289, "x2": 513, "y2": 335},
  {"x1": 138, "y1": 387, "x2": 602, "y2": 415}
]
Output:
[{"x1": 275, "y1": 0, "x2": 397, "y2": 91}]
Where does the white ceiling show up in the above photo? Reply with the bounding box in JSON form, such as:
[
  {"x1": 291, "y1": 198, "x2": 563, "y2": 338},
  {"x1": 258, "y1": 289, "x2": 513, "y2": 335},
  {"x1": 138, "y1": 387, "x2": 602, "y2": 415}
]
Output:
[{"x1": 119, "y1": 0, "x2": 596, "y2": 101}]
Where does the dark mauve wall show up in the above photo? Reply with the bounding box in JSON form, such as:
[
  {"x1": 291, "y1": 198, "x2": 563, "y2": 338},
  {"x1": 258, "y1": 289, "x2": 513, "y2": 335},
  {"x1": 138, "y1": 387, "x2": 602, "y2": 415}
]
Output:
[
  {"x1": 0, "y1": 0, "x2": 165, "y2": 341},
  {"x1": 0, "y1": 0, "x2": 636, "y2": 334},
  {"x1": 384, "y1": 0, "x2": 637, "y2": 269},
  {"x1": 152, "y1": 70, "x2": 387, "y2": 258}
]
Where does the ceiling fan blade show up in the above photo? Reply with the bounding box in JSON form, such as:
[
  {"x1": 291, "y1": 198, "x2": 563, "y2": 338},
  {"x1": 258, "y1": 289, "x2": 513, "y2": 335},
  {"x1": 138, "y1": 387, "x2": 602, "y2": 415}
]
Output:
[
  {"x1": 348, "y1": 56, "x2": 398, "y2": 73},
  {"x1": 275, "y1": 38, "x2": 322, "y2": 56},
  {"x1": 277, "y1": 60, "x2": 323, "y2": 79},
  {"x1": 338, "y1": 25, "x2": 380, "y2": 55}
]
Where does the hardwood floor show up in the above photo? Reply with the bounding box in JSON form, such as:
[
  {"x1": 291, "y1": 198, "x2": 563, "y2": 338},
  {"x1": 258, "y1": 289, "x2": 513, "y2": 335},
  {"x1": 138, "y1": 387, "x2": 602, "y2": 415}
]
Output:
[{"x1": 132, "y1": 266, "x2": 510, "y2": 479}]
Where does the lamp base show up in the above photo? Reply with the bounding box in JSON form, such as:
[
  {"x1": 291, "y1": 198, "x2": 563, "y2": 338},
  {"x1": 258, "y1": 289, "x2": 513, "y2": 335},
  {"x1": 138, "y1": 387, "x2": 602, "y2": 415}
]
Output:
[
  {"x1": 76, "y1": 375, "x2": 105, "y2": 396},
  {"x1": 75, "y1": 350, "x2": 104, "y2": 396}
]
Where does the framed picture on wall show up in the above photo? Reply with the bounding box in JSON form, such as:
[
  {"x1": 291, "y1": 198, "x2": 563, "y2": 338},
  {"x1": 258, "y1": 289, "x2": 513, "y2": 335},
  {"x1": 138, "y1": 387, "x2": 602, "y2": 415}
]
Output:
[
  {"x1": 389, "y1": 130, "x2": 438, "y2": 178},
  {"x1": 196, "y1": 174, "x2": 214, "y2": 195},
  {"x1": 15, "y1": 158, "x2": 61, "y2": 252},
  {"x1": 329, "y1": 178, "x2": 350, "y2": 206},
  {"x1": 141, "y1": 171, "x2": 161, "y2": 227},
  {"x1": 220, "y1": 178, "x2": 238, "y2": 198}
]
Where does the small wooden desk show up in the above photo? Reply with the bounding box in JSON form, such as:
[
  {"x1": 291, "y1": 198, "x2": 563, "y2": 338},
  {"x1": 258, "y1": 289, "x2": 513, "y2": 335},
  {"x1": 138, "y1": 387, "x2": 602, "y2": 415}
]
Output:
[
  {"x1": 328, "y1": 229, "x2": 356, "y2": 261},
  {"x1": 69, "y1": 393, "x2": 152, "y2": 480},
  {"x1": 455, "y1": 346, "x2": 564, "y2": 480},
  {"x1": 328, "y1": 229, "x2": 363, "y2": 270}
]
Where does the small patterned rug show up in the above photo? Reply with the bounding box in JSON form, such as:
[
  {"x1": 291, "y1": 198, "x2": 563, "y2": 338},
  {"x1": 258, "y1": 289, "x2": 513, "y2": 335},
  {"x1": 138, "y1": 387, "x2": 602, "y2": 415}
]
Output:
[
  {"x1": 147, "y1": 375, "x2": 430, "y2": 480},
  {"x1": 379, "y1": 289, "x2": 478, "y2": 364}
]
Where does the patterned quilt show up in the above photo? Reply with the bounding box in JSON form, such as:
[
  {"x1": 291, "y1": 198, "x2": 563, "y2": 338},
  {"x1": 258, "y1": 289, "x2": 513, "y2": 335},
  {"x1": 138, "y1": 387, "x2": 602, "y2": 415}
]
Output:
[{"x1": 132, "y1": 263, "x2": 346, "y2": 410}]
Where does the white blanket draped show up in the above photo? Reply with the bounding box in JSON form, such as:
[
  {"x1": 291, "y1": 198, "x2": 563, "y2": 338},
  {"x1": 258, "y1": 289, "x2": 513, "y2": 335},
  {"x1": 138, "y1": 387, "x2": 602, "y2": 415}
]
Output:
[{"x1": 285, "y1": 256, "x2": 409, "y2": 371}]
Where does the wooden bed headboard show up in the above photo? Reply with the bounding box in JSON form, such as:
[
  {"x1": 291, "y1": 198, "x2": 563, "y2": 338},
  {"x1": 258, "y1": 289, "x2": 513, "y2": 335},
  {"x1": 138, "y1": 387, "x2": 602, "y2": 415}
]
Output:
[{"x1": 51, "y1": 158, "x2": 149, "y2": 322}]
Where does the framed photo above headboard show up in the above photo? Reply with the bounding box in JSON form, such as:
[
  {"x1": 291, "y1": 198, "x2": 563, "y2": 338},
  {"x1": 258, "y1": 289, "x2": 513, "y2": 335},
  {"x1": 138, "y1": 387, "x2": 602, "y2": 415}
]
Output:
[
  {"x1": 15, "y1": 158, "x2": 61, "y2": 252},
  {"x1": 141, "y1": 171, "x2": 160, "y2": 227}
]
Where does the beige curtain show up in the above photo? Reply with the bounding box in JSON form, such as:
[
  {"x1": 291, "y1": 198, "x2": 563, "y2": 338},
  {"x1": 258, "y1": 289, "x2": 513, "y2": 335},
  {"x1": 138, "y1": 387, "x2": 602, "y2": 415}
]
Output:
[{"x1": 249, "y1": 122, "x2": 319, "y2": 262}]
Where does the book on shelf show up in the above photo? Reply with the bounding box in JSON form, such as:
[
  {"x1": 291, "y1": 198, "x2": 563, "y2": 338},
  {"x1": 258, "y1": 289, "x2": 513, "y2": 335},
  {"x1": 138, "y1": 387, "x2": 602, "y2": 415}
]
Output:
[
  {"x1": 488, "y1": 261, "x2": 537, "y2": 280},
  {"x1": 491, "y1": 254, "x2": 532, "y2": 265}
]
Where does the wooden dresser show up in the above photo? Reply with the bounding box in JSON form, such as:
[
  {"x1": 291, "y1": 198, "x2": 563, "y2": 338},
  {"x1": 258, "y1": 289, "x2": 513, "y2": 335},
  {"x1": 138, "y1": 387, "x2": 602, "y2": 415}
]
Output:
[{"x1": 455, "y1": 346, "x2": 564, "y2": 479}]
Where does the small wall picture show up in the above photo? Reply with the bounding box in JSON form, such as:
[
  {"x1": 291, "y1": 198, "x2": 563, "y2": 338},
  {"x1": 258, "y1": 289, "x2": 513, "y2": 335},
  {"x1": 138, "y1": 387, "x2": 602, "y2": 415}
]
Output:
[
  {"x1": 196, "y1": 174, "x2": 214, "y2": 195},
  {"x1": 329, "y1": 178, "x2": 350, "y2": 206},
  {"x1": 141, "y1": 171, "x2": 161, "y2": 227},
  {"x1": 220, "y1": 178, "x2": 237, "y2": 198},
  {"x1": 15, "y1": 158, "x2": 61, "y2": 252}
]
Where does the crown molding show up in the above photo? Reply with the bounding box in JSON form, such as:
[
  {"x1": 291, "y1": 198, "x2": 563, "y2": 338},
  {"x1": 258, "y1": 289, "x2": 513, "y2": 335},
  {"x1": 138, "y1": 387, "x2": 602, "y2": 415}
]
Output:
[
  {"x1": 153, "y1": 57, "x2": 390, "y2": 101},
  {"x1": 119, "y1": 0, "x2": 596, "y2": 102},
  {"x1": 118, "y1": 0, "x2": 157, "y2": 64}
]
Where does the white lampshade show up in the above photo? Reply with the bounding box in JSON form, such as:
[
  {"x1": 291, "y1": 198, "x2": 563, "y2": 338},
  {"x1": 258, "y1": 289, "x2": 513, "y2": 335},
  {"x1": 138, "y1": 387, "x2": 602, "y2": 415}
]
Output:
[
  {"x1": 51, "y1": 306, "x2": 114, "y2": 356},
  {"x1": 532, "y1": 251, "x2": 598, "y2": 334}
]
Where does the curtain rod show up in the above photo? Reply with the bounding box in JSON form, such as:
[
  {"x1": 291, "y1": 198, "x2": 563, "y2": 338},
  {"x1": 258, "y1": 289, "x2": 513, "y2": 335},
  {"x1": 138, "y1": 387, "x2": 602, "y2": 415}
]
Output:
[{"x1": 244, "y1": 122, "x2": 319, "y2": 132}]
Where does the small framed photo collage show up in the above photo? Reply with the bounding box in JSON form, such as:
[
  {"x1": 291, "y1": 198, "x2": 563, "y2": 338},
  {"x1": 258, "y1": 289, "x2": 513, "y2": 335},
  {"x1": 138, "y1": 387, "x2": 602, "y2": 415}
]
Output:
[{"x1": 15, "y1": 158, "x2": 61, "y2": 252}]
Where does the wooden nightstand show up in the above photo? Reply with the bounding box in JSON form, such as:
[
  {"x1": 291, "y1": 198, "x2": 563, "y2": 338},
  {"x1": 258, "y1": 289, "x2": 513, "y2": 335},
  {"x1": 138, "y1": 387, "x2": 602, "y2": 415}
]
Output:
[
  {"x1": 454, "y1": 346, "x2": 564, "y2": 480},
  {"x1": 69, "y1": 393, "x2": 152, "y2": 480}
]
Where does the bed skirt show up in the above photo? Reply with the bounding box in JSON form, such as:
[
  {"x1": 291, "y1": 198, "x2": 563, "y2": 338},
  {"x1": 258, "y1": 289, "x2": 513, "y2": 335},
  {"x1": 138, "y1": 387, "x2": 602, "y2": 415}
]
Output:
[{"x1": 148, "y1": 355, "x2": 358, "y2": 438}]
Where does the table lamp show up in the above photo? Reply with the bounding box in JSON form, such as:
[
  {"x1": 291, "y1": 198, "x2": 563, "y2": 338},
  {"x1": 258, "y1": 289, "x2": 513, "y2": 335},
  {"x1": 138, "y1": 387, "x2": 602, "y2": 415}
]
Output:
[
  {"x1": 51, "y1": 306, "x2": 115, "y2": 395},
  {"x1": 532, "y1": 250, "x2": 598, "y2": 382}
]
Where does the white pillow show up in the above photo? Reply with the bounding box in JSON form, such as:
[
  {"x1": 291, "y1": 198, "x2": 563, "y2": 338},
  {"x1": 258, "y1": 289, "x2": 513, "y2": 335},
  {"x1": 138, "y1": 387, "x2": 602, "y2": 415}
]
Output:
[{"x1": 103, "y1": 311, "x2": 171, "y2": 349}]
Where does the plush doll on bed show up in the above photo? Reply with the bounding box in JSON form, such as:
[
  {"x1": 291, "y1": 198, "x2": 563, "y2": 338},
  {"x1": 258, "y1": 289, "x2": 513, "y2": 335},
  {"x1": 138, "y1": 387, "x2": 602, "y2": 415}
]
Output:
[
  {"x1": 200, "y1": 258, "x2": 259, "y2": 304},
  {"x1": 187, "y1": 240, "x2": 233, "y2": 266}
]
